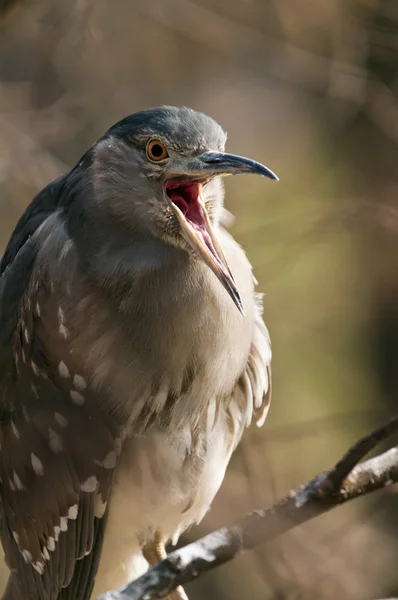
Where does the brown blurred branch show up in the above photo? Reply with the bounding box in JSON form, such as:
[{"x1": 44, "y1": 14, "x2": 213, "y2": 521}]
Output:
[{"x1": 98, "y1": 415, "x2": 398, "y2": 600}]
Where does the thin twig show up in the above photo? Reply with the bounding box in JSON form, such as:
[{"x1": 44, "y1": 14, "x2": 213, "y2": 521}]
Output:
[
  {"x1": 98, "y1": 417, "x2": 398, "y2": 600},
  {"x1": 317, "y1": 413, "x2": 398, "y2": 495}
]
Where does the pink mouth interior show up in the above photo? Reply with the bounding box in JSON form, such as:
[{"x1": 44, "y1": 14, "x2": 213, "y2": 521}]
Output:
[
  {"x1": 166, "y1": 182, "x2": 203, "y2": 226},
  {"x1": 165, "y1": 181, "x2": 240, "y2": 308},
  {"x1": 165, "y1": 181, "x2": 217, "y2": 256}
]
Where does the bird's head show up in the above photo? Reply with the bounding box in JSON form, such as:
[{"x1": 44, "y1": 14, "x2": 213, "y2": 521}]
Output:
[{"x1": 90, "y1": 106, "x2": 278, "y2": 313}]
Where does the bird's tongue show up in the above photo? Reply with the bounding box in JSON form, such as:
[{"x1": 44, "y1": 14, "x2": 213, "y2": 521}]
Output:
[
  {"x1": 166, "y1": 183, "x2": 219, "y2": 259},
  {"x1": 166, "y1": 181, "x2": 244, "y2": 313}
]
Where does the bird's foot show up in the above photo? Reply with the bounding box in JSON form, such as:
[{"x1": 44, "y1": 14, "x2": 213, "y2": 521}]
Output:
[{"x1": 142, "y1": 531, "x2": 189, "y2": 600}]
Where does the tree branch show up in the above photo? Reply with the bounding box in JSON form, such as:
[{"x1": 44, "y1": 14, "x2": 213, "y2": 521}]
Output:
[{"x1": 98, "y1": 415, "x2": 398, "y2": 600}]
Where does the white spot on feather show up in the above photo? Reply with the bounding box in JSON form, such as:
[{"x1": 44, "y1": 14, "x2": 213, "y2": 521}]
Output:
[
  {"x1": 11, "y1": 420, "x2": 20, "y2": 439},
  {"x1": 24, "y1": 327, "x2": 29, "y2": 344},
  {"x1": 57, "y1": 307, "x2": 68, "y2": 338},
  {"x1": 54, "y1": 412, "x2": 68, "y2": 428},
  {"x1": 35, "y1": 302, "x2": 41, "y2": 317},
  {"x1": 73, "y1": 374, "x2": 87, "y2": 390},
  {"x1": 95, "y1": 450, "x2": 117, "y2": 469},
  {"x1": 58, "y1": 361, "x2": 70, "y2": 378},
  {"x1": 68, "y1": 504, "x2": 78, "y2": 520},
  {"x1": 60, "y1": 517, "x2": 68, "y2": 532},
  {"x1": 21, "y1": 549, "x2": 32, "y2": 563},
  {"x1": 31, "y1": 361, "x2": 40, "y2": 376},
  {"x1": 32, "y1": 561, "x2": 44, "y2": 574},
  {"x1": 31, "y1": 453, "x2": 44, "y2": 475},
  {"x1": 12, "y1": 531, "x2": 19, "y2": 544},
  {"x1": 47, "y1": 537, "x2": 55, "y2": 551},
  {"x1": 48, "y1": 428, "x2": 63, "y2": 453},
  {"x1": 12, "y1": 471, "x2": 24, "y2": 490},
  {"x1": 59, "y1": 324, "x2": 69, "y2": 339},
  {"x1": 81, "y1": 476, "x2": 98, "y2": 493},
  {"x1": 54, "y1": 526, "x2": 60, "y2": 542},
  {"x1": 70, "y1": 390, "x2": 85, "y2": 405}
]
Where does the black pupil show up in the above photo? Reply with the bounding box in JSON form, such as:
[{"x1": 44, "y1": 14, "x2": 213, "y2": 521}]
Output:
[{"x1": 151, "y1": 144, "x2": 164, "y2": 158}]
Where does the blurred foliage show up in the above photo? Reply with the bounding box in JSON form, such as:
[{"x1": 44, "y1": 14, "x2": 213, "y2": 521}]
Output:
[{"x1": 0, "y1": 0, "x2": 398, "y2": 598}]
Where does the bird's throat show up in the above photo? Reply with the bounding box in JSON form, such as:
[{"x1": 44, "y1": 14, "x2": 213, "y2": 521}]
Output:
[{"x1": 165, "y1": 180, "x2": 244, "y2": 314}]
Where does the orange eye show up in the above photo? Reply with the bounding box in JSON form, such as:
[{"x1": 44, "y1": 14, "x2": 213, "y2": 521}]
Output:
[{"x1": 146, "y1": 139, "x2": 169, "y2": 162}]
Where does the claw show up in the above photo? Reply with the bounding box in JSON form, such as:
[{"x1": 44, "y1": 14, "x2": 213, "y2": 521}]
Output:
[{"x1": 142, "y1": 530, "x2": 189, "y2": 600}]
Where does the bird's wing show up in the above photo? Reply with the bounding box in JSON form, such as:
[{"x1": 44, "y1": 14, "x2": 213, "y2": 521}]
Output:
[
  {"x1": 227, "y1": 291, "x2": 272, "y2": 447},
  {"x1": 0, "y1": 189, "x2": 121, "y2": 600},
  {"x1": 217, "y1": 223, "x2": 272, "y2": 440},
  {"x1": 248, "y1": 292, "x2": 272, "y2": 427}
]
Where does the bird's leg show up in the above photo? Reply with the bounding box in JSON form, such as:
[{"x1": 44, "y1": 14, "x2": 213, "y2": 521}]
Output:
[{"x1": 142, "y1": 530, "x2": 189, "y2": 600}]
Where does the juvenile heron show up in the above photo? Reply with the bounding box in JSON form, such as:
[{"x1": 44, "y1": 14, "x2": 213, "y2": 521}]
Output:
[{"x1": 0, "y1": 106, "x2": 276, "y2": 600}]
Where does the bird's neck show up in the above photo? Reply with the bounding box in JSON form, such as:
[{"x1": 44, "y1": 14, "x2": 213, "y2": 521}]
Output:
[{"x1": 67, "y1": 203, "x2": 193, "y2": 288}]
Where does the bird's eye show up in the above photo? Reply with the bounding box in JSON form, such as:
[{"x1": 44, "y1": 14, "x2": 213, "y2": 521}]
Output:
[{"x1": 146, "y1": 139, "x2": 169, "y2": 162}]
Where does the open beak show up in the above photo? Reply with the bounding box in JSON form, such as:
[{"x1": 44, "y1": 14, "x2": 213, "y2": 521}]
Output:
[{"x1": 165, "y1": 151, "x2": 278, "y2": 314}]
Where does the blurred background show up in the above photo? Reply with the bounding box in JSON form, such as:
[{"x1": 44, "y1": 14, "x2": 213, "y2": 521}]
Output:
[{"x1": 0, "y1": 0, "x2": 398, "y2": 598}]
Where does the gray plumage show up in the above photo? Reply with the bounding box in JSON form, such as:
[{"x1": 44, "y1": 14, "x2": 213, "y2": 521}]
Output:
[{"x1": 0, "y1": 106, "x2": 275, "y2": 599}]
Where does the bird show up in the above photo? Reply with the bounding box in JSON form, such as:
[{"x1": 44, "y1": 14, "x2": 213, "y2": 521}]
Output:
[{"x1": 0, "y1": 106, "x2": 276, "y2": 600}]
